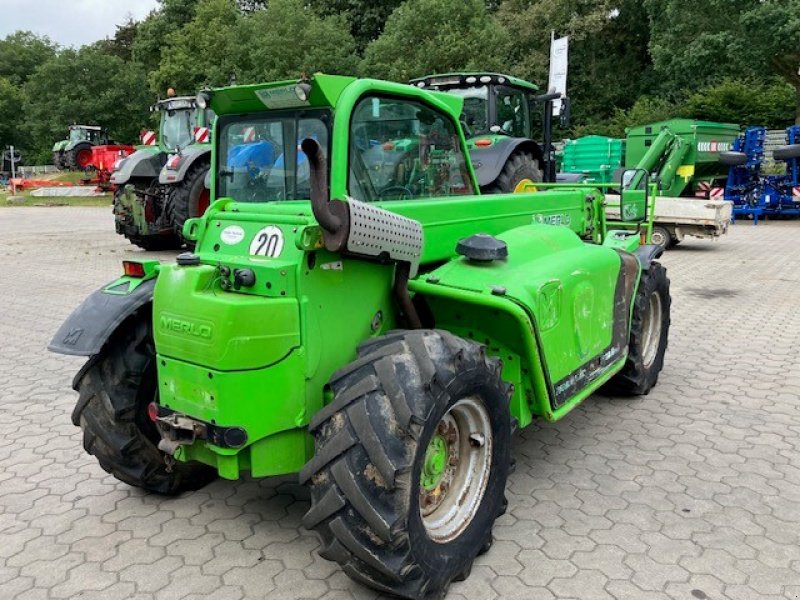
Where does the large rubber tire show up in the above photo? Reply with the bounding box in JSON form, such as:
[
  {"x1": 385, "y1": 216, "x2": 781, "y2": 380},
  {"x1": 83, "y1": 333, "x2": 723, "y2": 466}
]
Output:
[
  {"x1": 604, "y1": 262, "x2": 671, "y2": 396},
  {"x1": 773, "y1": 144, "x2": 800, "y2": 161},
  {"x1": 52, "y1": 152, "x2": 63, "y2": 170},
  {"x1": 67, "y1": 143, "x2": 93, "y2": 171},
  {"x1": 301, "y1": 330, "x2": 512, "y2": 599},
  {"x1": 485, "y1": 151, "x2": 543, "y2": 194},
  {"x1": 719, "y1": 151, "x2": 748, "y2": 166},
  {"x1": 72, "y1": 313, "x2": 217, "y2": 494},
  {"x1": 650, "y1": 226, "x2": 672, "y2": 251},
  {"x1": 166, "y1": 161, "x2": 210, "y2": 245}
]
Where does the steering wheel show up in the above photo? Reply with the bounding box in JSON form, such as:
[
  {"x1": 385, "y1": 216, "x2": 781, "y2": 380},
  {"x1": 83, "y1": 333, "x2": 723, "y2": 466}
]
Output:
[{"x1": 378, "y1": 185, "x2": 414, "y2": 200}]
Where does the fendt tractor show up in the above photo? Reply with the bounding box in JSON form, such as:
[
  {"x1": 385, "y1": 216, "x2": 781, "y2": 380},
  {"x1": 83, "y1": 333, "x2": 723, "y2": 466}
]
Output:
[
  {"x1": 410, "y1": 72, "x2": 569, "y2": 192},
  {"x1": 52, "y1": 125, "x2": 110, "y2": 170},
  {"x1": 51, "y1": 75, "x2": 670, "y2": 599},
  {"x1": 111, "y1": 91, "x2": 214, "y2": 250}
]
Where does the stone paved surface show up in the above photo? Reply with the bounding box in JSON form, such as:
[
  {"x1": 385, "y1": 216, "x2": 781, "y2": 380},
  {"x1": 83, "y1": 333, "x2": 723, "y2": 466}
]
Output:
[{"x1": 1, "y1": 206, "x2": 799, "y2": 600}]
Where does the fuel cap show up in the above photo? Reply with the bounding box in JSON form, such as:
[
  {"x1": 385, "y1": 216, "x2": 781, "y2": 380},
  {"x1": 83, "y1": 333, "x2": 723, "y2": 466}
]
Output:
[
  {"x1": 176, "y1": 252, "x2": 201, "y2": 266},
  {"x1": 456, "y1": 234, "x2": 508, "y2": 262}
]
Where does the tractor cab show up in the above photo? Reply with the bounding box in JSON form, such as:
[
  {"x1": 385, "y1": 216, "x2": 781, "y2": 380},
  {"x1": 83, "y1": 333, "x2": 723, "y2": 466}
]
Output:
[
  {"x1": 410, "y1": 73, "x2": 569, "y2": 188},
  {"x1": 411, "y1": 73, "x2": 537, "y2": 139},
  {"x1": 68, "y1": 125, "x2": 105, "y2": 144},
  {"x1": 153, "y1": 97, "x2": 215, "y2": 153}
]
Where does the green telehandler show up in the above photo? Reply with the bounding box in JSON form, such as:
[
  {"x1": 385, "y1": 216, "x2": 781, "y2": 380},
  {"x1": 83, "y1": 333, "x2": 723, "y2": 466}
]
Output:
[{"x1": 50, "y1": 75, "x2": 670, "y2": 599}]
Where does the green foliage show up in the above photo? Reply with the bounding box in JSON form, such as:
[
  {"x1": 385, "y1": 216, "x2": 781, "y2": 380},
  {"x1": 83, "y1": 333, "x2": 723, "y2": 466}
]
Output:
[
  {"x1": 0, "y1": 31, "x2": 57, "y2": 86},
  {"x1": 235, "y1": 0, "x2": 358, "y2": 82},
  {"x1": 23, "y1": 47, "x2": 152, "y2": 163},
  {"x1": 132, "y1": 0, "x2": 202, "y2": 73},
  {"x1": 149, "y1": 0, "x2": 241, "y2": 93},
  {"x1": 683, "y1": 78, "x2": 796, "y2": 129},
  {"x1": 309, "y1": 0, "x2": 405, "y2": 52},
  {"x1": 0, "y1": 77, "x2": 24, "y2": 147},
  {"x1": 576, "y1": 96, "x2": 679, "y2": 138},
  {"x1": 360, "y1": 0, "x2": 510, "y2": 82}
]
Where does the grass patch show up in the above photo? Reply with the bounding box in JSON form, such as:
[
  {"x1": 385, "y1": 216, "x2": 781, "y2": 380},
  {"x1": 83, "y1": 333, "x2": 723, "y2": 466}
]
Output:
[{"x1": 0, "y1": 189, "x2": 111, "y2": 207}]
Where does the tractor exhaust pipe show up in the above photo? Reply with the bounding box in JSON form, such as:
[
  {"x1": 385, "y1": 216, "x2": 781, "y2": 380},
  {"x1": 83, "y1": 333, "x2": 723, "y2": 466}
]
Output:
[{"x1": 302, "y1": 138, "x2": 348, "y2": 248}]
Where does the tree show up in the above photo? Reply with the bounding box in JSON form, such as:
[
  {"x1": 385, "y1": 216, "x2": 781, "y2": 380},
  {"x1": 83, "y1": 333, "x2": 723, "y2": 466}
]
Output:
[
  {"x1": 23, "y1": 47, "x2": 152, "y2": 162},
  {"x1": 644, "y1": 0, "x2": 800, "y2": 123},
  {"x1": 683, "y1": 78, "x2": 795, "y2": 129},
  {"x1": 95, "y1": 18, "x2": 140, "y2": 61},
  {"x1": 235, "y1": 0, "x2": 358, "y2": 83},
  {"x1": 0, "y1": 78, "x2": 24, "y2": 148},
  {"x1": 740, "y1": 0, "x2": 800, "y2": 124},
  {"x1": 360, "y1": 0, "x2": 510, "y2": 82},
  {"x1": 149, "y1": 0, "x2": 241, "y2": 93},
  {"x1": 497, "y1": 0, "x2": 653, "y2": 128},
  {"x1": 132, "y1": 0, "x2": 203, "y2": 73},
  {"x1": 308, "y1": 0, "x2": 405, "y2": 52},
  {"x1": 0, "y1": 31, "x2": 57, "y2": 86}
]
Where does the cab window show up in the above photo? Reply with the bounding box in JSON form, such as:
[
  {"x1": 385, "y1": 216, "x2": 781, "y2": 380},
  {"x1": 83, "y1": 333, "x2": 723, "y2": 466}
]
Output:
[
  {"x1": 348, "y1": 96, "x2": 474, "y2": 201},
  {"x1": 495, "y1": 86, "x2": 530, "y2": 138}
]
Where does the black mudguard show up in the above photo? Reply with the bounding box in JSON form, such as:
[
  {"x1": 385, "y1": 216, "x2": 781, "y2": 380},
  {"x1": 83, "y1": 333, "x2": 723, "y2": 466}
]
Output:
[
  {"x1": 470, "y1": 137, "x2": 543, "y2": 188},
  {"x1": 48, "y1": 279, "x2": 155, "y2": 358},
  {"x1": 634, "y1": 244, "x2": 664, "y2": 270}
]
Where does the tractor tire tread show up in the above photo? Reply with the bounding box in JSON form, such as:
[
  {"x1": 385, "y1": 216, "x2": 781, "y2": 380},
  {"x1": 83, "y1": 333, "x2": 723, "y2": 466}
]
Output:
[
  {"x1": 73, "y1": 314, "x2": 216, "y2": 495},
  {"x1": 603, "y1": 262, "x2": 671, "y2": 396},
  {"x1": 485, "y1": 152, "x2": 543, "y2": 194},
  {"x1": 302, "y1": 330, "x2": 510, "y2": 599}
]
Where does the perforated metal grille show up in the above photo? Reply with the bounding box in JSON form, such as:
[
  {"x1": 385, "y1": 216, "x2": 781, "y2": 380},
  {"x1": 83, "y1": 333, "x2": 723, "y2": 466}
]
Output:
[{"x1": 345, "y1": 197, "x2": 424, "y2": 276}]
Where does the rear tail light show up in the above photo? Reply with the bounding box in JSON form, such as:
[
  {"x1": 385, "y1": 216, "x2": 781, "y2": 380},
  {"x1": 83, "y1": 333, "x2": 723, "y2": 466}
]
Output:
[
  {"x1": 147, "y1": 402, "x2": 159, "y2": 422},
  {"x1": 123, "y1": 261, "x2": 146, "y2": 277}
]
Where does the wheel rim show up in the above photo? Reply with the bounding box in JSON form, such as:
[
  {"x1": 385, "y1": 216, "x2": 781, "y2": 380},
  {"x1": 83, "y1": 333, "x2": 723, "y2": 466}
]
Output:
[
  {"x1": 640, "y1": 291, "x2": 663, "y2": 368},
  {"x1": 419, "y1": 396, "x2": 492, "y2": 543},
  {"x1": 76, "y1": 149, "x2": 92, "y2": 168},
  {"x1": 513, "y1": 178, "x2": 536, "y2": 193},
  {"x1": 651, "y1": 228, "x2": 668, "y2": 248},
  {"x1": 195, "y1": 188, "x2": 211, "y2": 216}
]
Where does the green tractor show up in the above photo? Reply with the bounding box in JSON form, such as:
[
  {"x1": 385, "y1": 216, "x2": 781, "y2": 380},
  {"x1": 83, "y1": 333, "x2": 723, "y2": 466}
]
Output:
[
  {"x1": 51, "y1": 75, "x2": 670, "y2": 598},
  {"x1": 410, "y1": 72, "x2": 568, "y2": 192},
  {"x1": 111, "y1": 93, "x2": 214, "y2": 250},
  {"x1": 52, "y1": 125, "x2": 109, "y2": 171}
]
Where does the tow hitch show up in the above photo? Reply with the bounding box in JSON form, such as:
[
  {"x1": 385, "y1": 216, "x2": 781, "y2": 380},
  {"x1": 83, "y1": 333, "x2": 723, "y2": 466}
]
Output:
[{"x1": 148, "y1": 402, "x2": 248, "y2": 454}]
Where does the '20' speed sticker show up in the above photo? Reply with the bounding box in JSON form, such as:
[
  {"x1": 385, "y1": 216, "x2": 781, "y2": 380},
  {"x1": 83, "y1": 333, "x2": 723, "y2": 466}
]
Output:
[{"x1": 249, "y1": 226, "x2": 284, "y2": 257}]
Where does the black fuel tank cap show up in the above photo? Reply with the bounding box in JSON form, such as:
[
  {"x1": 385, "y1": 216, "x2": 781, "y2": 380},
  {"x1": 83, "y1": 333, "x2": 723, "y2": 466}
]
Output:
[
  {"x1": 176, "y1": 252, "x2": 201, "y2": 266},
  {"x1": 456, "y1": 234, "x2": 508, "y2": 262}
]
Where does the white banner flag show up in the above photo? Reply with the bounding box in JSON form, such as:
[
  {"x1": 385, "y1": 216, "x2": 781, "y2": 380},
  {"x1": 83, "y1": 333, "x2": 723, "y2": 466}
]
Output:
[{"x1": 548, "y1": 34, "x2": 569, "y2": 115}]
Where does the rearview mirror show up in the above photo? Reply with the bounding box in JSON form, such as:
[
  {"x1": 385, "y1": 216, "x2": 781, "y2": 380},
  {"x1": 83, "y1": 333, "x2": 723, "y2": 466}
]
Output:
[{"x1": 619, "y1": 168, "x2": 649, "y2": 223}]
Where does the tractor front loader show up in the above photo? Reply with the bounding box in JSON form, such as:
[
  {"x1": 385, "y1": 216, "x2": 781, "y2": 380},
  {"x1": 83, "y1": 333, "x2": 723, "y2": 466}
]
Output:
[{"x1": 50, "y1": 75, "x2": 670, "y2": 599}]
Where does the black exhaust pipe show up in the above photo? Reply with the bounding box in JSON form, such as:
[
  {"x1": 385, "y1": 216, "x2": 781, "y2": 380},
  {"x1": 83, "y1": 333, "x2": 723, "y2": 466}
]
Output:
[{"x1": 301, "y1": 138, "x2": 348, "y2": 250}]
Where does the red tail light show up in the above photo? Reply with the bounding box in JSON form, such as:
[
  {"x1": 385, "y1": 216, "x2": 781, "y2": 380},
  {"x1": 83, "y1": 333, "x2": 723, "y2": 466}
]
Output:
[
  {"x1": 147, "y1": 402, "x2": 159, "y2": 422},
  {"x1": 475, "y1": 138, "x2": 493, "y2": 147},
  {"x1": 123, "y1": 261, "x2": 146, "y2": 278}
]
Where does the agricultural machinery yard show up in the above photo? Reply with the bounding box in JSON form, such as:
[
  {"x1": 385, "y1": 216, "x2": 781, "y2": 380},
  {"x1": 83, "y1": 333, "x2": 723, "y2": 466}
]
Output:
[{"x1": 1, "y1": 206, "x2": 798, "y2": 599}]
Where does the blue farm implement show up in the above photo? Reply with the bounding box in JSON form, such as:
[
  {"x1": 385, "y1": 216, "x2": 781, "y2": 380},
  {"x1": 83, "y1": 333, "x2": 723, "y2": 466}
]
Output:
[{"x1": 723, "y1": 126, "x2": 800, "y2": 223}]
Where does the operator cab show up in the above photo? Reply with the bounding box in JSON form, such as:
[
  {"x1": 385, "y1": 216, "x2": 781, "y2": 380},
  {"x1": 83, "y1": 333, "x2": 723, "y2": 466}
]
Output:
[
  {"x1": 410, "y1": 73, "x2": 537, "y2": 139},
  {"x1": 69, "y1": 125, "x2": 104, "y2": 144},
  {"x1": 153, "y1": 97, "x2": 216, "y2": 153}
]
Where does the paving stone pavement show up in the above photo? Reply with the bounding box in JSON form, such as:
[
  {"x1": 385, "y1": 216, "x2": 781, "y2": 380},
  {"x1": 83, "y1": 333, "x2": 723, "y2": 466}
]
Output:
[{"x1": 1, "y1": 206, "x2": 799, "y2": 600}]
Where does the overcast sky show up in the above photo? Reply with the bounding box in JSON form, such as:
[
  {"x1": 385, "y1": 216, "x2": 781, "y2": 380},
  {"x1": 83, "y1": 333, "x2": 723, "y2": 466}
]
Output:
[{"x1": 0, "y1": 0, "x2": 160, "y2": 48}]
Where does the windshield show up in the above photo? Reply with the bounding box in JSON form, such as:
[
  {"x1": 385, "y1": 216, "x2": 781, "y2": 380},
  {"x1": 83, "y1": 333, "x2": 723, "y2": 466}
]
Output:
[
  {"x1": 444, "y1": 86, "x2": 488, "y2": 136},
  {"x1": 69, "y1": 128, "x2": 96, "y2": 142},
  {"x1": 161, "y1": 108, "x2": 196, "y2": 151},
  {"x1": 217, "y1": 110, "x2": 330, "y2": 203}
]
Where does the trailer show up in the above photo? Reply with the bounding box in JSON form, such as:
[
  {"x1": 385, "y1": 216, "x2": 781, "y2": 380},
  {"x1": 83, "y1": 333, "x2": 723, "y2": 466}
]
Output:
[{"x1": 606, "y1": 194, "x2": 732, "y2": 248}]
